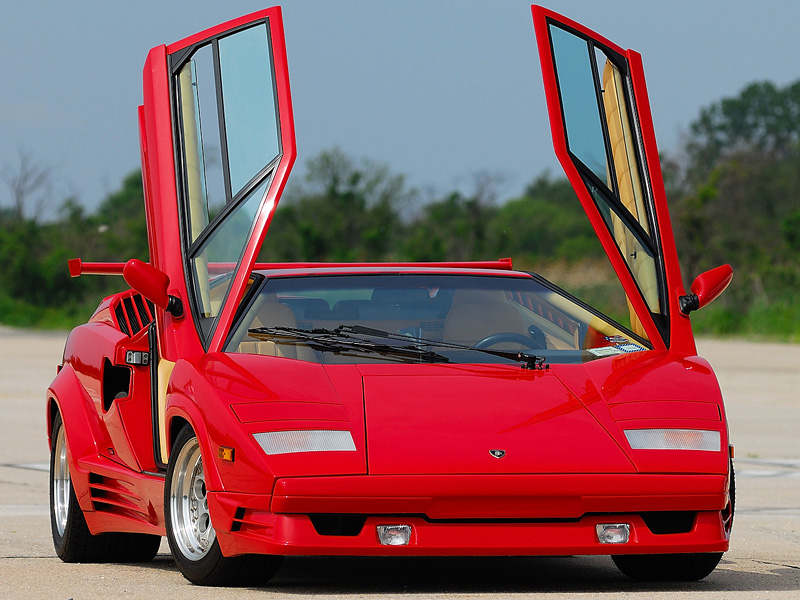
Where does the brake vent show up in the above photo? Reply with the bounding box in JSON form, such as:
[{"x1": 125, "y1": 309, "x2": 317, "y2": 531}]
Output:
[
  {"x1": 112, "y1": 292, "x2": 155, "y2": 337},
  {"x1": 231, "y1": 507, "x2": 247, "y2": 532},
  {"x1": 640, "y1": 511, "x2": 697, "y2": 534},
  {"x1": 308, "y1": 514, "x2": 367, "y2": 536},
  {"x1": 88, "y1": 473, "x2": 148, "y2": 521},
  {"x1": 230, "y1": 507, "x2": 276, "y2": 537}
]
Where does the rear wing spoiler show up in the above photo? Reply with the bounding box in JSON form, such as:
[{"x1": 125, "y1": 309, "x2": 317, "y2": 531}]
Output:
[{"x1": 68, "y1": 257, "x2": 514, "y2": 277}]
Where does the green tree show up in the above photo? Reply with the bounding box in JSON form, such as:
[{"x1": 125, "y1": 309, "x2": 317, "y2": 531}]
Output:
[
  {"x1": 93, "y1": 170, "x2": 149, "y2": 261},
  {"x1": 403, "y1": 172, "x2": 505, "y2": 262},
  {"x1": 686, "y1": 80, "x2": 800, "y2": 181},
  {"x1": 669, "y1": 78, "x2": 800, "y2": 337},
  {"x1": 486, "y1": 174, "x2": 599, "y2": 265},
  {"x1": 261, "y1": 148, "x2": 413, "y2": 262}
]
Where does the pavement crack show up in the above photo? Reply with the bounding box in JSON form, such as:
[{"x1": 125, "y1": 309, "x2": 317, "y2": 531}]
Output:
[
  {"x1": 0, "y1": 479, "x2": 34, "y2": 487},
  {"x1": 754, "y1": 559, "x2": 800, "y2": 570}
]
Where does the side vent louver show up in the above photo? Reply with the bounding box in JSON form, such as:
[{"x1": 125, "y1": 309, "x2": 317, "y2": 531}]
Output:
[
  {"x1": 111, "y1": 291, "x2": 155, "y2": 337},
  {"x1": 88, "y1": 472, "x2": 148, "y2": 522},
  {"x1": 113, "y1": 303, "x2": 130, "y2": 336}
]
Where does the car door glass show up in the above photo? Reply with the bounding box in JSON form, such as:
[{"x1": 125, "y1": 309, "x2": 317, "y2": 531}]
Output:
[
  {"x1": 549, "y1": 23, "x2": 662, "y2": 330},
  {"x1": 191, "y1": 178, "x2": 270, "y2": 319},
  {"x1": 218, "y1": 25, "x2": 280, "y2": 198},
  {"x1": 176, "y1": 44, "x2": 225, "y2": 242},
  {"x1": 174, "y1": 20, "x2": 281, "y2": 338},
  {"x1": 549, "y1": 26, "x2": 609, "y2": 181}
]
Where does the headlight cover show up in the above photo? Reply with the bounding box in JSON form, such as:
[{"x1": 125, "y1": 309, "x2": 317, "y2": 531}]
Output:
[
  {"x1": 624, "y1": 428, "x2": 721, "y2": 452},
  {"x1": 254, "y1": 430, "x2": 357, "y2": 455}
]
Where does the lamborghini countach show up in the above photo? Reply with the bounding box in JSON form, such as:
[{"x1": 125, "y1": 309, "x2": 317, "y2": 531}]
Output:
[{"x1": 47, "y1": 5, "x2": 735, "y2": 586}]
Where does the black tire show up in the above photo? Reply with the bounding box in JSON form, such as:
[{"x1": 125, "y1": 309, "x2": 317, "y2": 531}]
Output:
[
  {"x1": 722, "y1": 458, "x2": 735, "y2": 536},
  {"x1": 50, "y1": 411, "x2": 161, "y2": 563},
  {"x1": 612, "y1": 461, "x2": 734, "y2": 581},
  {"x1": 612, "y1": 551, "x2": 723, "y2": 581},
  {"x1": 164, "y1": 425, "x2": 282, "y2": 586}
]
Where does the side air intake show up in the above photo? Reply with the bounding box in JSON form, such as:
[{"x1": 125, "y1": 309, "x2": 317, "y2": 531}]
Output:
[{"x1": 111, "y1": 291, "x2": 155, "y2": 337}]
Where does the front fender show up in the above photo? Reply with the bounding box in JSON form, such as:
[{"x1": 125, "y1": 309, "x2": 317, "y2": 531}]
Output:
[
  {"x1": 164, "y1": 386, "x2": 224, "y2": 493},
  {"x1": 164, "y1": 358, "x2": 278, "y2": 497}
]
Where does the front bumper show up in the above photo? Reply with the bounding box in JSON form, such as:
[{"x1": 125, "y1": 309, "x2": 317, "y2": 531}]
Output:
[{"x1": 209, "y1": 473, "x2": 730, "y2": 557}]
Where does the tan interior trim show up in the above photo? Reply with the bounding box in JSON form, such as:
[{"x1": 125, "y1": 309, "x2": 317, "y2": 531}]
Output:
[{"x1": 157, "y1": 359, "x2": 176, "y2": 464}]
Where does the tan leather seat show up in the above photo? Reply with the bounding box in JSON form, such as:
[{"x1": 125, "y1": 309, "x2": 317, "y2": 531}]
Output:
[
  {"x1": 238, "y1": 295, "x2": 316, "y2": 360},
  {"x1": 443, "y1": 289, "x2": 528, "y2": 348}
]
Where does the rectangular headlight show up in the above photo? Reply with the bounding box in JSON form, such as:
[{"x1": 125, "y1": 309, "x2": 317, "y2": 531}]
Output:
[
  {"x1": 624, "y1": 428, "x2": 721, "y2": 451},
  {"x1": 254, "y1": 430, "x2": 356, "y2": 455}
]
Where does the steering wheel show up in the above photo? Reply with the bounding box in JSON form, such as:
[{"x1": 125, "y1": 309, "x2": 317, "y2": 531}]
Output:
[{"x1": 473, "y1": 332, "x2": 545, "y2": 350}]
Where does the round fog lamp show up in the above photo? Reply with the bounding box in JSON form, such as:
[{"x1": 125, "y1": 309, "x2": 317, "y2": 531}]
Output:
[{"x1": 377, "y1": 524, "x2": 412, "y2": 546}]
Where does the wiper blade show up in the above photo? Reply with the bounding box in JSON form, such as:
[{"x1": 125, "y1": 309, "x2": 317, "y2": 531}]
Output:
[
  {"x1": 342, "y1": 325, "x2": 549, "y2": 371},
  {"x1": 248, "y1": 326, "x2": 450, "y2": 364},
  {"x1": 475, "y1": 348, "x2": 549, "y2": 370}
]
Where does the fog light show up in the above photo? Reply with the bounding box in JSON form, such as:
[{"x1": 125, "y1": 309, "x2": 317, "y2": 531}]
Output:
[
  {"x1": 596, "y1": 523, "x2": 630, "y2": 544},
  {"x1": 377, "y1": 524, "x2": 412, "y2": 546}
]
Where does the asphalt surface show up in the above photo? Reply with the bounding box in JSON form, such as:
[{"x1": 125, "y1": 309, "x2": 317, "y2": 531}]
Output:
[{"x1": 1, "y1": 327, "x2": 798, "y2": 599}]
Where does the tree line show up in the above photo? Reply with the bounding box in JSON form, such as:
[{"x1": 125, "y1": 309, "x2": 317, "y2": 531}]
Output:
[{"x1": 2, "y1": 79, "x2": 800, "y2": 339}]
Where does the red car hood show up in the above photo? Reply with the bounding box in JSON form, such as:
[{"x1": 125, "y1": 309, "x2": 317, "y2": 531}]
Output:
[
  {"x1": 214, "y1": 350, "x2": 725, "y2": 478},
  {"x1": 355, "y1": 362, "x2": 635, "y2": 476}
]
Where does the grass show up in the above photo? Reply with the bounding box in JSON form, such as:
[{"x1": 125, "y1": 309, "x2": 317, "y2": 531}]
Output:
[
  {"x1": 691, "y1": 298, "x2": 800, "y2": 343},
  {"x1": 0, "y1": 294, "x2": 96, "y2": 331}
]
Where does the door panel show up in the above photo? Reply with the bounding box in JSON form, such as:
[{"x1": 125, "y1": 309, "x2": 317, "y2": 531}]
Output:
[
  {"x1": 169, "y1": 11, "x2": 294, "y2": 349},
  {"x1": 140, "y1": 8, "x2": 295, "y2": 358},
  {"x1": 138, "y1": 8, "x2": 296, "y2": 465},
  {"x1": 532, "y1": 6, "x2": 694, "y2": 352}
]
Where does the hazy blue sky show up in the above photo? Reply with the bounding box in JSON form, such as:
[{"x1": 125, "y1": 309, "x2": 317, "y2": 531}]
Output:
[{"x1": 2, "y1": 0, "x2": 799, "y2": 216}]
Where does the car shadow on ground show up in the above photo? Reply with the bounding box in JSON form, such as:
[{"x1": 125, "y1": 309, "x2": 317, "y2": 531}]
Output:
[{"x1": 143, "y1": 553, "x2": 800, "y2": 594}]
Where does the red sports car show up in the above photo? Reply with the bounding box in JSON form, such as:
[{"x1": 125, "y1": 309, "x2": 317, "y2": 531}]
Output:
[{"x1": 46, "y1": 5, "x2": 735, "y2": 586}]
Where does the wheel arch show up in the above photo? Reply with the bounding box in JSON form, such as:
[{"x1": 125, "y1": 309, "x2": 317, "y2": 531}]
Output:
[
  {"x1": 165, "y1": 396, "x2": 224, "y2": 492},
  {"x1": 45, "y1": 364, "x2": 105, "y2": 513}
]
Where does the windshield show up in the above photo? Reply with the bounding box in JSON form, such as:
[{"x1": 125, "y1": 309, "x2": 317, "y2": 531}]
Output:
[{"x1": 225, "y1": 273, "x2": 649, "y2": 364}]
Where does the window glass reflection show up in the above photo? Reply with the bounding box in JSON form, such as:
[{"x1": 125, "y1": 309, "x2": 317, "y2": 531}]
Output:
[
  {"x1": 549, "y1": 25, "x2": 608, "y2": 181},
  {"x1": 549, "y1": 24, "x2": 663, "y2": 330},
  {"x1": 176, "y1": 44, "x2": 226, "y2": 243},
  {"x1": 192, "y1": 178, "x2": 271, "y2": 320},
  {"x1": 219, "y1": 24, "x2": 280, "y2": 197}
]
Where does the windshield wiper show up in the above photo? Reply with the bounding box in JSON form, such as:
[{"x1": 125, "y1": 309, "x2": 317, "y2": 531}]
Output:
[
  {"x1": 248, "y1": 326, "x2": 450, "y2": 364},
  {"x1": 341, "y1": 325, "x2": 549, "y2": 371}
]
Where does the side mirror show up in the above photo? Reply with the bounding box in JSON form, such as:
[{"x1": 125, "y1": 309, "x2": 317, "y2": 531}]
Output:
[
  {"x1": 679, "y1": 264, "x2": 733, "y2": 315},
  {"x1": 123, "y1": 259, "x2": 183, "y2": 318}
]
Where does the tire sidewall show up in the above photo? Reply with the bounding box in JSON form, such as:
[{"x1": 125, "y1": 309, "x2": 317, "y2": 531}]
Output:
[
  {"x1": 164, "y1": 425, "x2": 225, "y2": 583},
  {"x1": 49, "y1": 413, "x2": 74, "y2": 558}
]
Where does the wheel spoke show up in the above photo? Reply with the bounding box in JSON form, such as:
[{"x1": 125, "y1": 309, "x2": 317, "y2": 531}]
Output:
[
  {"x1": 52, "y1": 426, "x2": 70, "y2": 536},
  {"x1": 169, "y1": 437, "x2": 216, "y2": 561}
]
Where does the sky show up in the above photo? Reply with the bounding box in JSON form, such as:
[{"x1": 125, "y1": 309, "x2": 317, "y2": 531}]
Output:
[{"x1": 2, "y1": 0, "x2": 800, "y2": 217}]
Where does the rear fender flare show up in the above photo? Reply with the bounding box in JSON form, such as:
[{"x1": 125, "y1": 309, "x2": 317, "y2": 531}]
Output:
[{"x1": 46, "y1": 364, "x2": 107, "y2": 514}]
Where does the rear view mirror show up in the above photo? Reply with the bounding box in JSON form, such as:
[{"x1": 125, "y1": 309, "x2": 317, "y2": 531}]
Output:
[
  {"x1": 679, "y1": 264, "x2": 733, "y2": 315},
  {"x1": 123, "y1": 259, "x2": 183, "y2": 318}
]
